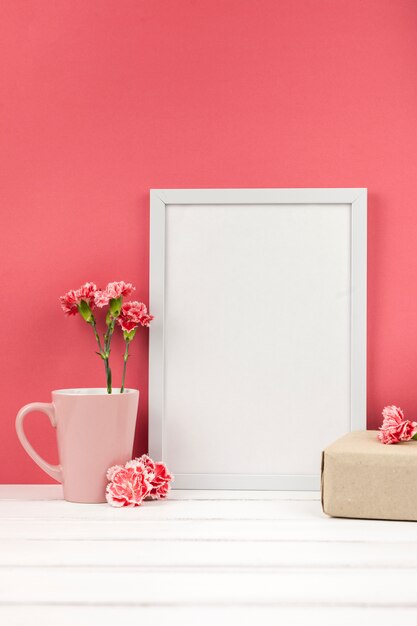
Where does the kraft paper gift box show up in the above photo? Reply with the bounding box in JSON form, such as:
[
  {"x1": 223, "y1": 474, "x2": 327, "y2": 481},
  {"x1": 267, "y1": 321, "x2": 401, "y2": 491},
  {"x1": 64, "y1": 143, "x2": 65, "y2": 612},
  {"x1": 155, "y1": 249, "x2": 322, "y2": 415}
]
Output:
[{"x1": 321, "y1": 430, "x2": 417, "y2": 521}]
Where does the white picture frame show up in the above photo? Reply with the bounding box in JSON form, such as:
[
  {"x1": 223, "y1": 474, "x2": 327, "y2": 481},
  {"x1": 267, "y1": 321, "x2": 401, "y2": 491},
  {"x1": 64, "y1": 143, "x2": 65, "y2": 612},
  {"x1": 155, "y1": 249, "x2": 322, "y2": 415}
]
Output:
[{"x1": 149, "y1": 188, "x2": 367, "y2": 490}]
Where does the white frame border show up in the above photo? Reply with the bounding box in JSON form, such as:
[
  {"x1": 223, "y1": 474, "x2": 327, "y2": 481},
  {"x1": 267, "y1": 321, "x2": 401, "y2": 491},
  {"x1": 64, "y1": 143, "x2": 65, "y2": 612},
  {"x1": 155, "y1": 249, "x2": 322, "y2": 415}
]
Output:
[{"x1": 149, "y1": 188, "x2": 367, "y2": 490}]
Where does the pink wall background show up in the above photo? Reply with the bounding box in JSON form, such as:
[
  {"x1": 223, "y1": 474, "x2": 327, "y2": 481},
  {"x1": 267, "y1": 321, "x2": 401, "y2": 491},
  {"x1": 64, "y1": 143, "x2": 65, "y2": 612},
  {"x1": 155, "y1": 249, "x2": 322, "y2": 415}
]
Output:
[{"x1": 1, "y1": 0, "x2": 417, "y2": 483}]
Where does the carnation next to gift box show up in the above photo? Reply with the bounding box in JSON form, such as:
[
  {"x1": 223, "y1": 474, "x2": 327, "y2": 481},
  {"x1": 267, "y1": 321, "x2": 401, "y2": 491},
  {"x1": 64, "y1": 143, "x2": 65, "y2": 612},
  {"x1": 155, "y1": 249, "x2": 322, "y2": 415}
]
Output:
[{"x1": 322, "y1": 428, "x2": 417, "y2": 522}]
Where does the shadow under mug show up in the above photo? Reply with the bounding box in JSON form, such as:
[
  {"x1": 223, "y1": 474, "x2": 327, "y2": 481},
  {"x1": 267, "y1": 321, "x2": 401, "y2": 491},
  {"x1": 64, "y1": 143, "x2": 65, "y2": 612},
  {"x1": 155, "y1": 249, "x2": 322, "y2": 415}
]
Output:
[{"x1": 15, "y1": 388, "x2": 139, "y2": 503}]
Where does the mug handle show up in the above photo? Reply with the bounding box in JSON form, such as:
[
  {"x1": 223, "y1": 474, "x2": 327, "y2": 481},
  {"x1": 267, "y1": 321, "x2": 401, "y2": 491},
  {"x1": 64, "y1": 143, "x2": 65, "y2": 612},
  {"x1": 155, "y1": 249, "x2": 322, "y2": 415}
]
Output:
[{"x1": 15, "y1": 402, "x2": 63, "y2": 482}]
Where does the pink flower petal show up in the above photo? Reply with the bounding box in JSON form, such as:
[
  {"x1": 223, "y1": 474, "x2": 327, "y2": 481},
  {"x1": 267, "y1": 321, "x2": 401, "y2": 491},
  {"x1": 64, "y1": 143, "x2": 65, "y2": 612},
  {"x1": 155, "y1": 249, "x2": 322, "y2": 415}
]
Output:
[
  {"x1": 378, "y1": 405, "x2": 417, "y2": 444},
  {"x1": 117, "y1": 301, "x2": 154, "y2": 332},
  {"x1": 94, "y1": 281, "x2": 135, "y2": 308},
  {"x1": 106, "y1": 455, "x2": 173, "y2": 507},
  {"x1": 60, "y1": 282, "x2": 98, "y2": 315}
]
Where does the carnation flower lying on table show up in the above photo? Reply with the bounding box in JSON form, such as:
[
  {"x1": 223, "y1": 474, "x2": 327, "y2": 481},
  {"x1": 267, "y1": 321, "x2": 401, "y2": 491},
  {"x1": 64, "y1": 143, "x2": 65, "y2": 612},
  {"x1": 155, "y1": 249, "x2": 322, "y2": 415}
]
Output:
[
  {"x1": 60, "y1": 281, "x2": 153, "y2": 394},
  {"x1": 106, "y1": 455, "x2": 173, "y2": 507},
  {"x1": 378, "y1": 405, "x2": 417, "y2": 444}
]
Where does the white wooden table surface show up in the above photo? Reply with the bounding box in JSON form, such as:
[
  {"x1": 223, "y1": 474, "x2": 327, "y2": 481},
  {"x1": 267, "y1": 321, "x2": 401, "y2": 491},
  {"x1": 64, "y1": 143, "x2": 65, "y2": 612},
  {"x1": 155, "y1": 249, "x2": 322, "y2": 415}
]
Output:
[{"x1": 1, "y1": 486, "x2": 417, "y2": 625}]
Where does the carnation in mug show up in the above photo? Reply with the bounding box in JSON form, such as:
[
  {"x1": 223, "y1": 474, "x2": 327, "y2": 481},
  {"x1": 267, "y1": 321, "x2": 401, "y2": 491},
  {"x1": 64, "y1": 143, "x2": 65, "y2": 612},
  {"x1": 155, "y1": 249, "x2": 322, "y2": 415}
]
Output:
[
  {"x1": 60, "y1": 281, "x2": 153, "y2": 394},
  {"x1": 15, "y1": 388, "x2": 139, "y2": 503}
]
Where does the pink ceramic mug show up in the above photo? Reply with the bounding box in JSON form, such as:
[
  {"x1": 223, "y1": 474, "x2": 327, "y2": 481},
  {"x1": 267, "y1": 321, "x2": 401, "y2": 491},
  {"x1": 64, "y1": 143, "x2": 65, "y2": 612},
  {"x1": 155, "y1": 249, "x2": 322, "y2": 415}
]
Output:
[{"x1": 15, "y1": 388, "x2": 139, "y2": 503}]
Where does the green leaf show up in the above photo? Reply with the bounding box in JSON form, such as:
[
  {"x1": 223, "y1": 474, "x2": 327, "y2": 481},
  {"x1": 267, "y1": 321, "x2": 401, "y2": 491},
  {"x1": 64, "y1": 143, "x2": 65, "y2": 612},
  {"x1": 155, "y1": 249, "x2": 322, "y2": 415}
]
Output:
[
  {"x1": 78, "y1": 300, "x2": 92, "y2": 323},
  {"x1": 412, "y1": 432, "x2": 417, "y2": 441},
  {"x1": 123, "y1": 328, "x2": 137, "y2": 342},
  {"x1": 109, "y1": 297, "x2": 122, "y2": 317}
]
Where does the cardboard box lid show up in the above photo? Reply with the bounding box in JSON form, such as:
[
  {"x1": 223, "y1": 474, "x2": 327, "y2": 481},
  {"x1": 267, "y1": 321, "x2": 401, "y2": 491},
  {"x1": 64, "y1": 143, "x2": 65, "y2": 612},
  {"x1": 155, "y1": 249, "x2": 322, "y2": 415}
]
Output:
[
  {"x1": 321, "y1": 430, "x2": 417, "y2": 521},
  {"x1": 324, "y1": 430, "x2": 417, "y2": 464}
]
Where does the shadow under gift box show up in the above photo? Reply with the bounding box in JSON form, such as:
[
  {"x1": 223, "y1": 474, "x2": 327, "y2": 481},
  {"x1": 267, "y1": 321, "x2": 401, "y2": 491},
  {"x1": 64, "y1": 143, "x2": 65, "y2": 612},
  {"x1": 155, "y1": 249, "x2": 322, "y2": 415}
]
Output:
[{"x1": 322, "y1": 430, "x2": 417, "y2": 521}]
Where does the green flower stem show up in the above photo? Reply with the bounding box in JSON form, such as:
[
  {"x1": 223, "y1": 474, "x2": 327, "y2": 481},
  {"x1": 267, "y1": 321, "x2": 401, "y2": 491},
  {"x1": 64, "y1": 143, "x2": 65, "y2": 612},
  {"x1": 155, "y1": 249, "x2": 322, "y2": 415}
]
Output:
[
  {"x1": 91, "y1": 318, "x2": 103, "y2": 353},
  {"x1": 106, "y1": 364, "x2": 112, "y2": 394},
  {"x1": 104, "y1": 318, "x2": 116, "y2": 352},
  {"x1": 103, "y1": 317, "x2": 117, "y2": 394},
  {"x1": 90, "y1": 318, "x2": 111, "y2": 388},
  {"x1": 120, "y1": 341, "x2": 130, "y2": 394}
]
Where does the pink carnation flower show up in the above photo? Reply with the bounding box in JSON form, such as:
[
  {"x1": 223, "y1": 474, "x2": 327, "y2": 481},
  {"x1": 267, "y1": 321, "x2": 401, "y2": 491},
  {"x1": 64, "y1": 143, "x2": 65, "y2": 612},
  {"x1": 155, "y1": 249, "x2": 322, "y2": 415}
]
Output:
[
  {"x1": 149, "y1": 461, "x2": 173, "y2": 499},
  {"x1": 94, "y1": 281, "x2": 135, "y2": 308},
  {"x1": 125, "y1": 457, "x2": 154, "y2": 481},
  {"x1": 105, "y1": 464, "x2": 151, "y2": 507},
  {"x1": 378, "y1": 405, "x2": 417, "y2": 444},
  {"x1": 137, "y1": 454, "x2": 173, "y2": 499},
  {"x1": 106, "y1": 455, "x2": 173, "y2": 507},
  {"x1": 118, "y1": 301, "x2": 154, "y2": 333},
  {"x1": 60, "y1": 282, "x2": 98, "y2": 316},
  {"x1": 60, "y1": 289, "x2": 79, "y2": 316}
]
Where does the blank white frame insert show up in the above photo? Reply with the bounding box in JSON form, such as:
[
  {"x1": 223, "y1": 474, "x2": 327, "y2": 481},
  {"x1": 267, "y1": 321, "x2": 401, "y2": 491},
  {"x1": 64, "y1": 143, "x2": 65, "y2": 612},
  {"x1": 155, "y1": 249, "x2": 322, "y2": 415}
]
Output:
[{"x1": 149, "y1": 188, "x2": 367, "y2": 490}]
